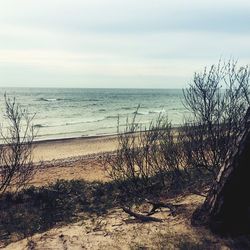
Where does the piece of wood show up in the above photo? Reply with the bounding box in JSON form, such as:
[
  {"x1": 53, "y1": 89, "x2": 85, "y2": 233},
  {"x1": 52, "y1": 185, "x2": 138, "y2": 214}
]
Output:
[
  {"x1": 144, "y1": 199, "x2": 180, "y2": 216},
  {"x1": 122, "y1": 207, "x2": 162, "y2": 222}
]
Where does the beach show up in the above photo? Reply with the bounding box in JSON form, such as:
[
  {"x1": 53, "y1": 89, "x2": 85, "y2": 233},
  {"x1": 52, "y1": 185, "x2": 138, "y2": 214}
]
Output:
[
  {"x1": 33, "y1": 135, "x2": 118, "y2": 162},
  {"x1": 1, "y1": 0, "x2": 248, "y2": 246},
  {"x1": 0, "y1": 89, "x2": 243, "y2": 249},
  {"x1": 30, "y1": 135, "x2": 118, "y2": 186},
  {"x1": 1, "y1": 114, "x2": 240, "y2": 250},
  {"x1": 3, "y1": 135, "x2": 219, "y2": 250}
]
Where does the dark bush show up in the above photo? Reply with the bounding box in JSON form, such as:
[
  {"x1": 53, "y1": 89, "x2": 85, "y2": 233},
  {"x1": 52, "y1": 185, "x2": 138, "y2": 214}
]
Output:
[{"x1": 183, "y1": 60, "x2": 250, "y2": 175}]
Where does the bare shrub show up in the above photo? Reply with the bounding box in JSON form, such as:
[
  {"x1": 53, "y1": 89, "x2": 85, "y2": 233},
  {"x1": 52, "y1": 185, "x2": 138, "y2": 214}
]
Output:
[
  {"x1": 103, "y1": 60, "x2": 249, "y2": 194},
  {"x1": 102, "y1": 109, "x2": 189, "y2": 193},
  {"x1": 0, "y1": 94, "x2": 37, "y2": 194},
  {"x1": 150, "y1": 127, "x2": 190, "y2": 189},
  {"x1": 183, "y1": 60, "x2": 250, "y2": 176}
]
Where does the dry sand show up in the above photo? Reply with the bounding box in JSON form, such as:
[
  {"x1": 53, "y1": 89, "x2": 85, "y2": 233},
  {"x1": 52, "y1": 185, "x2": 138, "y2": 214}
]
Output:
[
  {"x1": 2, "y1": 135, "x2": 235, "y2": 249},
  {"x1": 4, "y1": 194, "x2": 230, "y2": 250},
  {"x1": 33, "y1": 135, "x2": 118, "y2": 162},
  {"x1": 29, "y1": 135, "x2": 118, "y2": 186}
]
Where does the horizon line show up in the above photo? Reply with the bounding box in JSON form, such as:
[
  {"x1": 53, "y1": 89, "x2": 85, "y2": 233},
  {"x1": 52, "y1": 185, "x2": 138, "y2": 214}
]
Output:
[{"x1": 0, "y1": 86, "x2": 185, "y2": 90}]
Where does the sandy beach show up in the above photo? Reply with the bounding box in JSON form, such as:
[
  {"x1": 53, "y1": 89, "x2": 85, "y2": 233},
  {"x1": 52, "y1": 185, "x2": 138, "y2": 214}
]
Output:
[
  {"x1": 29, "y1": 135, "x2": 119, "y2": 186},
  {"x1": 33, "y1": 135, "x2": 118, "y2": 162},
  {"x1": 3, "y1": 136, "x2": 223, "y2": 249},
  {"x1": 1, "y1": 131, "x2": 243, "y2": 250}
]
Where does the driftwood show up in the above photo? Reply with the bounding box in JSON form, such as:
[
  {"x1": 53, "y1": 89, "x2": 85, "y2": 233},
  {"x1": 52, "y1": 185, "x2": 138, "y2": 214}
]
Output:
[
  {"x1": 122, "y1": 199, "x2": 182, "y2": 222},
  {"x1": 122, "y1": 207, "x2": 162, "y2": 222},
  {"x1": 145, "y1": 199, "x2": 180, "y2": 216}
]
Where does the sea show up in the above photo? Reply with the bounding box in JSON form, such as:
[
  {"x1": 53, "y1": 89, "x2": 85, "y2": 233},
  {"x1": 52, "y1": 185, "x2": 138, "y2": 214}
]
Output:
[{"x1": 0, "y1": 88, "x2": 187, "y2": 141}]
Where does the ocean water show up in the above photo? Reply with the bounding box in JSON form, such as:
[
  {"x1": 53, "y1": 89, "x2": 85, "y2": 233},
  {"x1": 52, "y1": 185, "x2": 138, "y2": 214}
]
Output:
[{"x1": 0, "y1": 88, "x2": 187, "y2": 140}]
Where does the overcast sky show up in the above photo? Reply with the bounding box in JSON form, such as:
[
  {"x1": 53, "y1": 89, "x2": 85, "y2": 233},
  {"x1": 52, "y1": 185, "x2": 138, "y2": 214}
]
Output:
[{"x1": 0, "y1": 0, "x2": 250, "y2": 88}]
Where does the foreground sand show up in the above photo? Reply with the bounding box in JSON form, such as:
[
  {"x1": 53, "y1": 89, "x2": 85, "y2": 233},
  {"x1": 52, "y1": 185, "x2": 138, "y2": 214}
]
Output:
[
  {"x1": 2, "y1": 135, "x2": 240, "y2": 249},
  {"x1": 4, "y1": 193, "x2": 233, "y2": 250},
  {"x1": 5, "y1": 194, "x2": 225, "y2": 250}
]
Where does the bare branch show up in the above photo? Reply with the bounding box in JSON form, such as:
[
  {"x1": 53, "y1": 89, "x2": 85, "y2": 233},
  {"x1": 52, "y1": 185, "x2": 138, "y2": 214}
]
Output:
[
  {"x1": 122, "y1": 206, "x2": 162, "y2": 222},
  {"x1": 0, "y1": 94, "x2": 38, "y2": 194}
]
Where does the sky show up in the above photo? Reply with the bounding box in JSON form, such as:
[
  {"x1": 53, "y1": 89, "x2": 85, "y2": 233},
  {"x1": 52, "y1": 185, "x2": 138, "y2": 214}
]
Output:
[{"x1": 0, "y1": 0, "x2": 250, "y2": 88}]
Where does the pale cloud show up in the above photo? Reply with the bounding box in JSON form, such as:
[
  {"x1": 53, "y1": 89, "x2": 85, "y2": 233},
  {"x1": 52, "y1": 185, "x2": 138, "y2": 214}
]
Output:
[
  {"x1": 0, "y1": 49, "x2": 197, "y2": 77},
  {"x1": 0, "y1": 0, "x2": 249, "y2": 88}
]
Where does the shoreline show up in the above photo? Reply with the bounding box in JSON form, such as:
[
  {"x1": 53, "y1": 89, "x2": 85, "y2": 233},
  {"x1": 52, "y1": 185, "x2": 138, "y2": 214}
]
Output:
[
  {"x1": 30, "y1": 126, "x2": 181, "y2": 162},
  {"x1": 33, "y1": 133, "x2": 118, "y2": 144},
  {"x1": 33, "y1": 124, "x2": 181, "y2": 144}
]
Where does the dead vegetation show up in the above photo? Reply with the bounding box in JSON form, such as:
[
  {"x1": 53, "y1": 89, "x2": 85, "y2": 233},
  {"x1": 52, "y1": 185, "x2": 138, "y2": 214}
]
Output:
[{"x1": 0, "y1": 94, "x2": 39, "y2": 194}]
